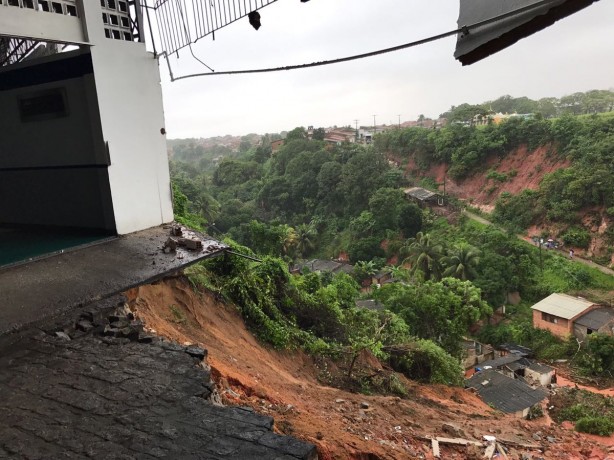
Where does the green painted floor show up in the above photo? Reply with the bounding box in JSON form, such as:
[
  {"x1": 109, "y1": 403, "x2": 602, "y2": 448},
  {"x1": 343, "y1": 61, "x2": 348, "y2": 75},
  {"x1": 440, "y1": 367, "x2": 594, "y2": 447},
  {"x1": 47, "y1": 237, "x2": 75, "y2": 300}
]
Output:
[{"x1": 0, "y1": 226, "x2": 114, "y2": 268}]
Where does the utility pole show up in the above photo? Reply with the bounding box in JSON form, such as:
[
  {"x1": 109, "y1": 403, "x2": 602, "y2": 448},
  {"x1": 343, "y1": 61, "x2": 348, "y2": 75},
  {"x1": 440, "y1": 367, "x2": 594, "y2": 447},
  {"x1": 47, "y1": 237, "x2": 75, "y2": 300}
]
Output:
[
  {"x1": 373, "y1": 114, "x2": 376, "y2": 135},
  {"x1": 354, "y1": 119, "x2": 359, "y2": 142},
  {"x1": 397, "y1": 114, "x2": 401, "y2": 129}
]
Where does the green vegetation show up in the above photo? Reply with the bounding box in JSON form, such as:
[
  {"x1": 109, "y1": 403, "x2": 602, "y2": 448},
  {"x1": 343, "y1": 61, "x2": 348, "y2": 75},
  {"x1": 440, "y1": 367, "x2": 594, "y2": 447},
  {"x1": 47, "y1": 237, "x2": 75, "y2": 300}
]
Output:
[
  {"x1": 186, "y1": 240, "x2": 463, "y2": 387},
  {"x1": 551, "y1": 388, "x2": 614, "y2": 436},
  {"x1": 169, "y1": 90, "x2": 614, "y2": 388}
]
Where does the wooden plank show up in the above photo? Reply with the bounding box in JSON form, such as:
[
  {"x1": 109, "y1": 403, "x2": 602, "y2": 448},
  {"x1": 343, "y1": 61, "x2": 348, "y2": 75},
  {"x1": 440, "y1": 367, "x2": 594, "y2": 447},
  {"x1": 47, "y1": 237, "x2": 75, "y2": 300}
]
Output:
[
  {"x1": 483, "y1": 444, "x2": 496, "y2": 459},
  {"x1": 496, "y1": 443, "x2": 509, "y2": 459},
  {"x1": 497, "y1": 438, "x2": 541, "y2": 449},
  {"x1": 436, "y1": 437, "x2": 484, "y2": 446},
  {"x1": 431, "y1": 439, "x2": 440, "y2": 459}
]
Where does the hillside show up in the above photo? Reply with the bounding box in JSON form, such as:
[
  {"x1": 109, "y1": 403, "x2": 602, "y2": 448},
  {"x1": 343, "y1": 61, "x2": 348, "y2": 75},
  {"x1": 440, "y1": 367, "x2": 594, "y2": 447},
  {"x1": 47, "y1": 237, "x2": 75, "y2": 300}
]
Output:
[{"x1": 127, "y1": 277, "x2": 613, "y2": 460}]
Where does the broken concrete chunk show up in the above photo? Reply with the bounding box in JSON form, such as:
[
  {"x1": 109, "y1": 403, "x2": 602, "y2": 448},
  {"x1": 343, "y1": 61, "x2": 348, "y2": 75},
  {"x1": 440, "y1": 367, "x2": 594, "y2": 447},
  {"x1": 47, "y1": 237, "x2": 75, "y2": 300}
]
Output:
[
  {"x1": 55, "y1": 331, "x2": 71, "y2": 341},
  {"x1": 163, "y1": 237, "x2": 178, "y2": 253},
  {"x1": 75, "y1": 320, "x2": 93, "y2": 332},
  {"x1": 185, "y1": 346, "x2": 207, "y2": 361},
  {"x1": 442, "y1": 422, "x2": 465, "y2": 438},
  {"x1": 178, "y1": 237, "x2": 203, "y2": 250}
]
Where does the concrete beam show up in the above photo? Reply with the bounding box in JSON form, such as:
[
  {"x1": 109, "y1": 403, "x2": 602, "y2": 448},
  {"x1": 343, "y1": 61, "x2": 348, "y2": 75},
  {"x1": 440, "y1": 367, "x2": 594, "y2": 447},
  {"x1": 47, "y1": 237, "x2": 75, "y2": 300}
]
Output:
[{"x1": 0, "y1": 6, "x2": 86, "y2": 44}]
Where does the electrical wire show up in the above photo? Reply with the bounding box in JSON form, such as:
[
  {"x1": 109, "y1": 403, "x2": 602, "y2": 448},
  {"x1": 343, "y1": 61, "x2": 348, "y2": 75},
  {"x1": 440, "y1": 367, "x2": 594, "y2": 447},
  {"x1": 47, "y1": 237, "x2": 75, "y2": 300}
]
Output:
[{"x1": 166, "y1": 0, "x2": 563, "y2": 81}]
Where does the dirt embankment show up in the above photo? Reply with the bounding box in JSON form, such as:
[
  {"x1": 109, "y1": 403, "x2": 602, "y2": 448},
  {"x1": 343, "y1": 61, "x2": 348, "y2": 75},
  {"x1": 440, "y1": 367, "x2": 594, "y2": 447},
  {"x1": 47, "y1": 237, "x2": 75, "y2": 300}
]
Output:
[
  {"x1": 405, "y1": 145, "x2": 569, "y2": 213},
  {"x1": 402, "y1": 146, "x2": 613, "y2": 263},
  {"x1": 126, "y1": 277, "x2": 613, "y2": 460}
]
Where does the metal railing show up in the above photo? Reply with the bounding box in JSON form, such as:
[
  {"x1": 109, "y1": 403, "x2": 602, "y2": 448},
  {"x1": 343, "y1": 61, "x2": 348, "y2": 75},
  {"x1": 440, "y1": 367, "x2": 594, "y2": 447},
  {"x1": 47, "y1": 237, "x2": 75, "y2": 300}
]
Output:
[{"x1": 153, "y1": 0, "x2": 278, "y2": 55}]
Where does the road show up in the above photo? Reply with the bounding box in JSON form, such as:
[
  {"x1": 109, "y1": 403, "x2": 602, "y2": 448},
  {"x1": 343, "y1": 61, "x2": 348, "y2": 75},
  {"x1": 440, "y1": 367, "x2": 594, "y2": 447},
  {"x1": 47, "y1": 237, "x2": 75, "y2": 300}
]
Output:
[{"x1": 462, "y1": 210, "x2": 614, "y2": 277}]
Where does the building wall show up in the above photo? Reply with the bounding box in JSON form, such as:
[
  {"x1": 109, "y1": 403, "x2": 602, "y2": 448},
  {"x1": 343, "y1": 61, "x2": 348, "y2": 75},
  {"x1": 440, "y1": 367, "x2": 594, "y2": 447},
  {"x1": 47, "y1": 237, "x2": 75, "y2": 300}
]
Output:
[
  {"x1": 532, "y1": 310, "x2": 571, "y2": 338},
  {"x1": 574, "y1": 318, "x2": 614, "y2": 341},
  {"x1": 598, "y1": 319, "x2": 614, "y2": 336},
  {"x1": 89, "y1": 40, "x2": 173, "y2": 234},
  {"x1": 0, "y1": 51, "x2": 115, "y2": 229},
  {"x1": 525, "y1": 368, "x2": 554, "y2": 387}
]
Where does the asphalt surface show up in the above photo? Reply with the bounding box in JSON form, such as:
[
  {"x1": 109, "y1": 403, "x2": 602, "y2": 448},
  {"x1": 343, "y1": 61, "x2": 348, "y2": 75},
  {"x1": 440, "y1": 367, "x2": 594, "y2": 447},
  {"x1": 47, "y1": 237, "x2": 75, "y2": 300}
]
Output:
[
  {"x1": 0, "y1": 328, "x2": 316, "y2": 459},
  {"x1": 0, "y1": 226, "x2": 227, "y2": 336}
]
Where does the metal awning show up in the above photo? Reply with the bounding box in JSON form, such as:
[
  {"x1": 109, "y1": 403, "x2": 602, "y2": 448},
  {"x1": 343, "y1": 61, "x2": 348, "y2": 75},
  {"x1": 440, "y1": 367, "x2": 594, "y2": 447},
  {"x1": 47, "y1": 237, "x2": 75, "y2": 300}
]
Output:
[{"x1": 455, "y1": 0, "x2": 599, "y2": 65}]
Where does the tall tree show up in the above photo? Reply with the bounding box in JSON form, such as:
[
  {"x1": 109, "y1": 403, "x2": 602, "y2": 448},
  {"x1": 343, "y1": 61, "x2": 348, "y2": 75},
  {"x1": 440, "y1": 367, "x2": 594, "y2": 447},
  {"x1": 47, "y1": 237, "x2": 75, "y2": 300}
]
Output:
[
  {"x1": 401, "y1": 232, "x2": 443, "y2": 281},
  {"x1": 442, "y1": 244, "x2": 480, "y2": 281}
]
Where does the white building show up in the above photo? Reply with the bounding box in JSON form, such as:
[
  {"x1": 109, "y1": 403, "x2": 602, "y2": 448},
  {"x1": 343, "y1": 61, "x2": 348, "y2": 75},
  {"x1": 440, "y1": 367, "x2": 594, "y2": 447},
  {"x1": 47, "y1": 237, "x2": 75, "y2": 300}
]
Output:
[{"x1": 0, "y1": 0, "x2": 173, "y2": 238}]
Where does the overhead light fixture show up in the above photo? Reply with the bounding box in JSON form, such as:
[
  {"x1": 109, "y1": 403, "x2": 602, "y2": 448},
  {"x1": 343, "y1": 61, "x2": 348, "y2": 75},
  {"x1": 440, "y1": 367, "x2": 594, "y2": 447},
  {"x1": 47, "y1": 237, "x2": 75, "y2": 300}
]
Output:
[{"x1": 248, "y1": 11, "x2": 261, "y2": 30}]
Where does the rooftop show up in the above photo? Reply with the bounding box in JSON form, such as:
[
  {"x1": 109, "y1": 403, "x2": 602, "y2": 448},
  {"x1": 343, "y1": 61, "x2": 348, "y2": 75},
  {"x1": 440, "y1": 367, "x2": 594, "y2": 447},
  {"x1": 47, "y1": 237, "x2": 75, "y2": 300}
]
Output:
[
  {"x1": 403, "y1": 187, "x2": 439, "y2": 201},
  {"x1": 355, "y1": 299, "x2": 385, "y2": 311},
  {"x1": 530, "y1": 293, "x2": 597, "y2": 320},
  {"x1": 575, "y1": 307, "x2": 614, "y2": 330},
  {"x1": 466, "y1": 369, "x2": 547, "y2": 414}
]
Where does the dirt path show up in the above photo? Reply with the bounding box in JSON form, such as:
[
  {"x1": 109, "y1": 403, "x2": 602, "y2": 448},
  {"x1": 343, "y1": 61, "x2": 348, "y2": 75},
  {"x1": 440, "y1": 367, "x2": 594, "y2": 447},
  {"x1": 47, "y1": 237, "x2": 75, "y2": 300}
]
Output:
[{"x1": 463, "y1": 210, "x2": 614, "y2": 277}]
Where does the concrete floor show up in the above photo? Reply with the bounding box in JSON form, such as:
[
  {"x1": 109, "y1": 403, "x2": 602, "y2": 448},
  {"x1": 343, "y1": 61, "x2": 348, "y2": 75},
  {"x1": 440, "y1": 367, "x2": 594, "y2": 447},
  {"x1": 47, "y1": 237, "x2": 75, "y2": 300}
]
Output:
[{"x1": 0, "y1": 226, "x2": 227, "y2": 336}]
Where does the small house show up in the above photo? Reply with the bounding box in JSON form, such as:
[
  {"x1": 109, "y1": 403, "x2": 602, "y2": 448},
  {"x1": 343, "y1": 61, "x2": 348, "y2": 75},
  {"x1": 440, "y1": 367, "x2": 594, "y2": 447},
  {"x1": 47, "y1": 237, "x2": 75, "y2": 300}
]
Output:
[
  {"x1": 573, "y1": 307, "x2": 614, "y2": 340},
  {"x1": 461, "y1": 339, "x2": 495, "y2": 370},
  {"x1": 466, "y1": 369, "x2": 548, "y2": 418},
  {"x1": 531, "y1": 293, "x2": 599, "y2": 340},
  {"x1": 403, "y1": 187, "x2": 442, "y2": 207}
]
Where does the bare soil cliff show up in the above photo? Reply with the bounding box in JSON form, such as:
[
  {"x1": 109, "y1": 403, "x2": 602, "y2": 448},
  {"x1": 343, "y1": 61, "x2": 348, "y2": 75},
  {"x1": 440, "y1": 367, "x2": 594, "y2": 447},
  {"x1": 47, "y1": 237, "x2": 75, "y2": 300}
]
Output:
[{"x1": 126, "y1": 278, "x2": 613, "y2": 460}]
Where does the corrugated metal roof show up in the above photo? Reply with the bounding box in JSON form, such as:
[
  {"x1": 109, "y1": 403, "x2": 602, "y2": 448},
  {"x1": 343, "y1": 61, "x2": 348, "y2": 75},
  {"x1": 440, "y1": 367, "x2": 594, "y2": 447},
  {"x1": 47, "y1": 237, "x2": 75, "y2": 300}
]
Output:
[
  {"x1": 507, "y1": 358, "x2": 553, "y2": 374},
  {"x1": 466, "y1": 369, "x2": 547, "y2": 413},
  {"x1": 530, "y1": 293, "x2": 595, "y2": 320},
  {"x1": 575, "y1": 308, "x2": 614, "y2": 330},
  {"x1": 404, "y1": 187, "x2": 438, "y2": 201},
  {"x1": 355, "y1": 300, "x2": 385, "y2": 311},
  {"x1": 478, "y1": 354, "x2": 522, "y2": 369}
]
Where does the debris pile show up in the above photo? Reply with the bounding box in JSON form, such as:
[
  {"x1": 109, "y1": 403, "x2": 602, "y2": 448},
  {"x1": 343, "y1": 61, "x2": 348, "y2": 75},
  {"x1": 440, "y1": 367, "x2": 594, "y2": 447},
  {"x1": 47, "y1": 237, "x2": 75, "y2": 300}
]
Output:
[{"x1": 162, "y1": 224, "x2": 225, "y2": 255}]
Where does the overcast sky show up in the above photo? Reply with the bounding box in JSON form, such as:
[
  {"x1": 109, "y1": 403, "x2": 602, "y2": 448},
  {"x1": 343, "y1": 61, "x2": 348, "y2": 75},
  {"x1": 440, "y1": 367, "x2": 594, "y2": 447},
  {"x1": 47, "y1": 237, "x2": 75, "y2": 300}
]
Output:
[{"x1": 156, "y1": 0, "x2": 614, "y2": 139}]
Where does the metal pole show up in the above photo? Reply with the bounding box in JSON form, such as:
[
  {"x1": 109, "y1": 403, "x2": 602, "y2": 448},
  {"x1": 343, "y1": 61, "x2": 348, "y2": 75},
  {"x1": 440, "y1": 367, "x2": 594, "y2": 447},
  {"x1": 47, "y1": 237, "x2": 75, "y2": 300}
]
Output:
[{"x1": 373, "y1": 114, "x2": 376, "y2": 135}]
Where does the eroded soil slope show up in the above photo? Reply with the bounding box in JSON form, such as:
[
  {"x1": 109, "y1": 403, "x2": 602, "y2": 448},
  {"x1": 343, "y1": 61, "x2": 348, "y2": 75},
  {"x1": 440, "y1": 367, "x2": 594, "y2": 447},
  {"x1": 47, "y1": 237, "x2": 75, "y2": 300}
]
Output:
[
  {"x1": 126, "y1": 278, "x2": 613, "y2": 460},
  {"x1": 405, "y1": 145, "x2": 569, "y2": 213}
]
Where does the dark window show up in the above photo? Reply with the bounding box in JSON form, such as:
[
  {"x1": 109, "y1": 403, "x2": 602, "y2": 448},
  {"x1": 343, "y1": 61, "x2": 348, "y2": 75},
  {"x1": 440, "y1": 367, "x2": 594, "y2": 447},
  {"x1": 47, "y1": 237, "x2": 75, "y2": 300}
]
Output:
[
  {"x1": 587, "y1": 329, "x2": 594, "y2": 335},
  {"x1": 542, "y1": 312, "x2": 558, "y2": 324},
  {"x1": 18, "y1": 88, "x2": 68, "y2": 123}
]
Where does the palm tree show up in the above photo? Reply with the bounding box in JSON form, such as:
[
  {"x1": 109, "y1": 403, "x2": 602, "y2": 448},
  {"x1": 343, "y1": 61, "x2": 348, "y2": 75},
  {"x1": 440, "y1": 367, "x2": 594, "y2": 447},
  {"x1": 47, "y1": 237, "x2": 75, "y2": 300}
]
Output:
[
  {"x1": 384, "y1": 265, "x2": 411, "y2": 283},
  {"x1": 295, "y1": 224, "x2": 316, "y2": 258},
  {"x1": 282, "y1": 225, "x2": 298, "y2": 257},
  {"x1": 442, "y1": 244, "x2": 480, "y2": 281},
  {"x1": 401, "y1": 232, "x2": 443, "y2": 281}
]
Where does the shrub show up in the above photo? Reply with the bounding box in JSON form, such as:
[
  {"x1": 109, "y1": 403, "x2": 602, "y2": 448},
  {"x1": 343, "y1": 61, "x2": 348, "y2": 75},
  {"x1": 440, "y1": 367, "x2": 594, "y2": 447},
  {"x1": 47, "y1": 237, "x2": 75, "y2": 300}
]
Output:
[
  {"x1": 562, "y1": 227, "x2": 591, "y2": 248},
  {"x1": 575, "y1": 416, "x2": 614, "y2": 436},
  {"x1": 388, "y1": 339, "x2": 464, "y2": 386}
]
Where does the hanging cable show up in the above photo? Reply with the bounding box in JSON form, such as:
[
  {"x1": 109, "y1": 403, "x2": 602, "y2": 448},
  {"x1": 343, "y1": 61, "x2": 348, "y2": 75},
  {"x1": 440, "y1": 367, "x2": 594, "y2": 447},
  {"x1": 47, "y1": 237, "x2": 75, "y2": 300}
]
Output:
[{"x1": 165, "y1": 0, "x2": 563, "y2": 81}]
